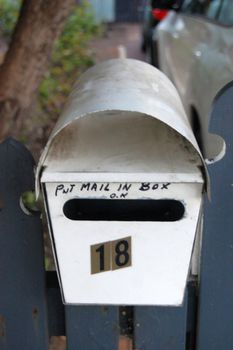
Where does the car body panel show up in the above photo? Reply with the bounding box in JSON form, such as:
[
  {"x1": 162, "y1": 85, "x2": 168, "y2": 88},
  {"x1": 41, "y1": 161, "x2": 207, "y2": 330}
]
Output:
[{"x1": 157, "y1": 9, "x2": 233, "y2": 159}]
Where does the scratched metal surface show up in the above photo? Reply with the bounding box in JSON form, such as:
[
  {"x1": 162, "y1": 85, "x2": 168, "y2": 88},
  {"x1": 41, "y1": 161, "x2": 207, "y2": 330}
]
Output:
[
  {"x1": 36, "y1": 59, "x2": 208, "y2": 308},
  {"x1": 0, "y1": 139, "x2": 49, "y2": 350},
  {"x1": 197, "y1": 82, "x2": 233, "y2": 349},
  {"x1": 36, "y1": 59, "x2": 209, "y2": 196}
]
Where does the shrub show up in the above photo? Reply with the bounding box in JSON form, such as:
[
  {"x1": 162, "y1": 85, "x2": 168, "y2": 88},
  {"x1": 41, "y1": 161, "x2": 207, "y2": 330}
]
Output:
[
  {"x1": 0, "y1": 0, "x2": 99, "y2": 119},
  {"x1": 39, "y1": 1, "x2": 99, "y2": 118},
  {"x1": 0, "y1": 0, "x2": 21, "y2": 39}
]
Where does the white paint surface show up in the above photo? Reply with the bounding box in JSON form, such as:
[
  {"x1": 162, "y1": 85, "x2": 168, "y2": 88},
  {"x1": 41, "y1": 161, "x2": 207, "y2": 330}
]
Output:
[
  {"x1": 44, "y1": 181, "x2": 203, "y2": 305},
  {"x1": 157, "y1": 12, "x2": 232, "y2": 161},
  {"x1": 37, "y1": 59, "x2": 207, "y2": 305},
  {"x1": 42, "y1": 113, "x2": 202, "y2": 179},
  {"x1": 36, "y1": 59, "x2": 209, "y2": 197}
]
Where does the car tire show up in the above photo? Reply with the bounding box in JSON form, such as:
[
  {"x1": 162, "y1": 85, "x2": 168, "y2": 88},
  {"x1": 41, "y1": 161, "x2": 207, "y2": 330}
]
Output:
[
  {"x1": 141, "y1": 39, "x2": 147, "y2": 53},
  {"x1": 146, "y1": 42, "x2": 159, "y2": 68},
  {"x1": 145, "y1": 43, "x2": 152, "y2": 65},
  {"x1": 152, "y1": 41, "x2": 159, "y2": 68}
]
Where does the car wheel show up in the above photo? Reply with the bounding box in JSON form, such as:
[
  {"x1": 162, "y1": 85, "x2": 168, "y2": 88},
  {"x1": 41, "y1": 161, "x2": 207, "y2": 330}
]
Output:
[
  {"x1": 152, "y1": 40, "x2": 159, "y2": 68},
  {"x1": 145, "y1": 42, "x2": 155, "y2": 66},
  {"x1": 146, "y1": 40, "x2": 159, "y2": 68},
  {"x1": 145, "y1": 44, "x2": 151, "y2": 64}
]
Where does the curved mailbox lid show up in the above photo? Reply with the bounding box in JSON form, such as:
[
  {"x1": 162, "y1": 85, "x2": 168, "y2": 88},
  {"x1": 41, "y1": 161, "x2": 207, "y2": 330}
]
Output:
[{"x1": 36, "y1": 58, "x2": 209, "y2": 195}]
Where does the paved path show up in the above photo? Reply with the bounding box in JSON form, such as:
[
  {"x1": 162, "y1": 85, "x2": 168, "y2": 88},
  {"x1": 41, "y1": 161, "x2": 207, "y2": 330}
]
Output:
[{"x1": 91, "y1": 23, "x2": 146, "y2": 63}]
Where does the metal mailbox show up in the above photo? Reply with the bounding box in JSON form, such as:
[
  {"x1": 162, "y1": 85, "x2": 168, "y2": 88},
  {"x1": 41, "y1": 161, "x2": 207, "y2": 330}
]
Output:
[{"x1": 36, "y1": 59, "x2": 208, "y2": 306}]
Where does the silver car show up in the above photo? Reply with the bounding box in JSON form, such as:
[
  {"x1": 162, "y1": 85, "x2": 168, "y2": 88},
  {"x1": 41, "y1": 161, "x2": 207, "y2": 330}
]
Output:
[{"x1": 156, "y1": 0, "x2": 233, "y2": 160}]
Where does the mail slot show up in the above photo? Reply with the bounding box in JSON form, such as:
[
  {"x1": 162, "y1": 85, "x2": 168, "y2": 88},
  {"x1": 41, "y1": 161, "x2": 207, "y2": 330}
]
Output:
[
  {"x1": 36, "y1": 59, "x2": 208, "y2": 306},
  {"x1": 63, "y1": 199, "x2": 185, "y2": 221}
]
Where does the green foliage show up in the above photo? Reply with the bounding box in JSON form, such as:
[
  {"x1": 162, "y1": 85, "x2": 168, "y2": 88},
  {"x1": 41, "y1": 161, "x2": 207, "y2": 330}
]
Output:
[
  {"x1": 21, "y1": 191, "x2": 39, "y2": 214},
  {"x1": 0, "y1": 0, "x2": 99, "y2": 120},
  {"x1": 0, "y1": 0, "x2": 21, "y2": 39},
  {"x1": 39, "y1": 1, "x2": 99, "y2": 118}
]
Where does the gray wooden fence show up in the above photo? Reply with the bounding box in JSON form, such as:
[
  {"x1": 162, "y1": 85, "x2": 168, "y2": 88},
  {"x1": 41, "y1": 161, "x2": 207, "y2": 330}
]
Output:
[{"x1": 0, "y1": 81, "x2": 233, "y2": 349}]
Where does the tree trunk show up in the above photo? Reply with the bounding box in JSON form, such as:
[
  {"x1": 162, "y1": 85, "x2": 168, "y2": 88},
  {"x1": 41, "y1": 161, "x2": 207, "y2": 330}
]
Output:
[{"x1": 0, "y1": 0, "x2": 75, "y2": 140}]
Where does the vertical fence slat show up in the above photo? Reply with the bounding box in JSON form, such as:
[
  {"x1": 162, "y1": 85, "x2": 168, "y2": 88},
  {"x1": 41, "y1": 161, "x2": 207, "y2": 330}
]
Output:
[
  {"x1": 0, "y1": 139, "x2": 49, "y2": 350},
  {"x1": 65, "y1": 305, "x2": 119, "y2": 350},
  {"x1": 47, "y1": 271, "x2": 65, "y2": 336},
  {"x1": 134, "y1": 289, "x2": 189, "y2": 350},
  {"x1": 197, "y1": 83, "x2": 233, "y2": 349}
]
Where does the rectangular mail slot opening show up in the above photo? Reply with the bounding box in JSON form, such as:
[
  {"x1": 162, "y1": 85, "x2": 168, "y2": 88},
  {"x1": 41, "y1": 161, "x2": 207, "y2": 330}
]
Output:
[{"x1": 63, "y1": 199, "x2": 184, "y2": 222}]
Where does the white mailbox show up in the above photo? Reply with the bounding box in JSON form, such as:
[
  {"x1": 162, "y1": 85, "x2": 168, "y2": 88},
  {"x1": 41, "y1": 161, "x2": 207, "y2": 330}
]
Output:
[{"x1": 36, "y1": 59, "x2": 208, "y2": 306}]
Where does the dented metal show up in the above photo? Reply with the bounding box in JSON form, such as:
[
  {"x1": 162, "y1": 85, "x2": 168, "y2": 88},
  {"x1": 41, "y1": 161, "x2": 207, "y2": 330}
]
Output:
[
  {"x1": 36, "y1": 59, "x2": 208, "y2": 306},
  {"x1": 36, "y1": 59, "x2": 209, "y2": 197}
]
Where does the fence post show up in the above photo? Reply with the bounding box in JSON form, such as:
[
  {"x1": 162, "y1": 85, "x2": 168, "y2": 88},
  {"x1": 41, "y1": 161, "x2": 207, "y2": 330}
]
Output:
[
  {"x1": 65, "y1": 305, "x2": 119, "y2": 350},
  {"x1": 197, "y1": 83, "x2": 233, "y2": 349},
  {"x1": 0, "y1": 139, "x2": 49, "y2": 350},
  {"x1": 134, "y1": 287, "x2": 191, "y2": 350}
]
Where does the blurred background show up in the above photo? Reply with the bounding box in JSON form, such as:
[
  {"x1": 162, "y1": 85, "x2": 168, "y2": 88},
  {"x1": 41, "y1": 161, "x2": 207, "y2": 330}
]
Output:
[
  {"x1": 0, "y1": 0, "x2": 148, "y2": 163},
  {"x1": 0, "y1": 0, "x2": 232, "y2": 349}
]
